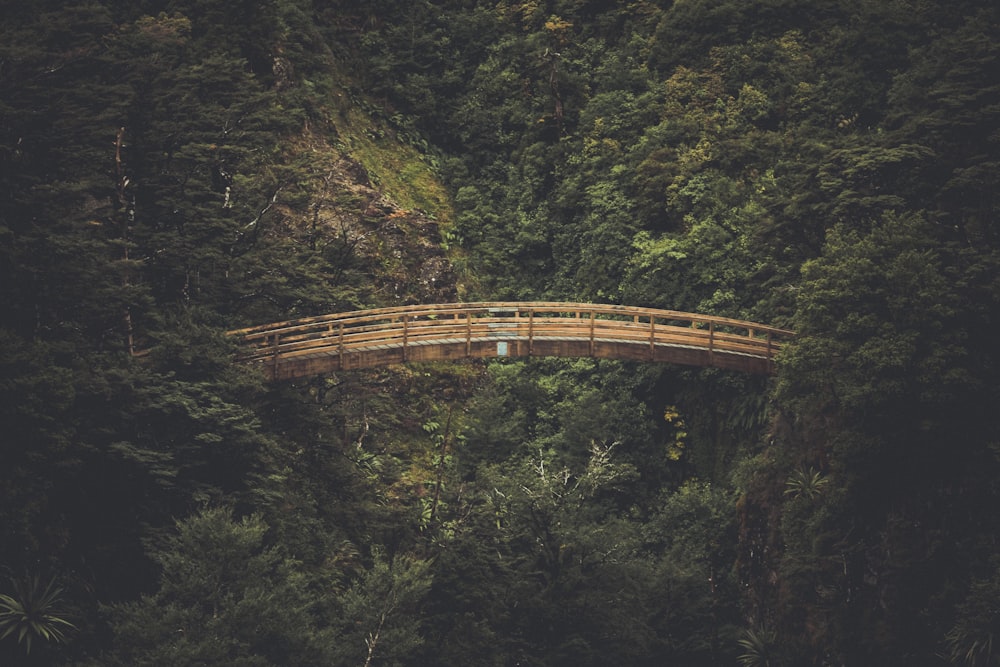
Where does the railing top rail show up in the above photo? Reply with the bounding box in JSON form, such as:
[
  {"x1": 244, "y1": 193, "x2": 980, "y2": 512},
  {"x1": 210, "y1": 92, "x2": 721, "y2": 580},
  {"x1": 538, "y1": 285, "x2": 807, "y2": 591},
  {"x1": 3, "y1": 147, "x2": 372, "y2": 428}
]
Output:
[{"x1": 228, "y1": 302, "x2": 795, "y2": 339}]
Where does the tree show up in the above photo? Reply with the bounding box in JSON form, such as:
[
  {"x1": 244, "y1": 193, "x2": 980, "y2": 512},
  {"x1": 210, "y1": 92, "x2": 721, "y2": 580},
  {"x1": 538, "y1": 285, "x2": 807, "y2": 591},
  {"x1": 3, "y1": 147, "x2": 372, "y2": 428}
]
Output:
[
  {"x1": 335, "y1": 549, "x2": 432, "y2": 667},
  {"x1": 98, "y1": 507, "x2": 335, "y2": 666},
  {"x1": 643, "y1": 481, "x2": 742, "y2": 664},
  {"x1": 769, "y1": 209, "x2": 1000, "y2": 662}
]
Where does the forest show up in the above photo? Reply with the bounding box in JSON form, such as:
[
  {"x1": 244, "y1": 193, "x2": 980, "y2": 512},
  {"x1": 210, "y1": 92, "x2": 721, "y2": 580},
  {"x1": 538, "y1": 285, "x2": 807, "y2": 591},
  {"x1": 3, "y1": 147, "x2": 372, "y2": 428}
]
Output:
[{"x1": 1, "y1": 0, "x2": 998, "y2": 664}]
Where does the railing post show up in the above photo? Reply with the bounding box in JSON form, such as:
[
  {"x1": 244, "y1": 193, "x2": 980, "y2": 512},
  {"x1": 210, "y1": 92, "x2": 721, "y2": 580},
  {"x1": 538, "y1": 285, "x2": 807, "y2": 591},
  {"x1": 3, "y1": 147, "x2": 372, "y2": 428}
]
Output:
[
  {"x1": 271, "y1": 332, "x2": 280, "y2": 380},
  {"x1": 466, "y1": 311, "x2": 472, "y2": 357},
  {"x1": 402, "y1": 315, "x2": 409, "y2": 362},
  {"x1": 767, "y1": 331, "x2": 773, "y2": 371},
  {"x1": 338, "y1": 323, "x2": 344, "y2": 370},
  {"x1": 649, "y1": 315, "x2": 655, "y2": 361},
  {"x1": 708, "y1": 321, "x2": 715, "y2": 367},
  {"x1": 589, "y1": 310, "x2": 596, "y2": 356},
  {"x1": 529, "y1": 309, "x2": 534, "y2": 356}
]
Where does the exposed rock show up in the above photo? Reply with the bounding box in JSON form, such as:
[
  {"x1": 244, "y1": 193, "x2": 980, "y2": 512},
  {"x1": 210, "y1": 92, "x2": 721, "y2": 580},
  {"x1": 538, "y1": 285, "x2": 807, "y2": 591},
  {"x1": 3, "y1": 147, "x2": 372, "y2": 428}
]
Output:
[{"x1": 283, "y1": 130, "x2": 457, "y2": 307}]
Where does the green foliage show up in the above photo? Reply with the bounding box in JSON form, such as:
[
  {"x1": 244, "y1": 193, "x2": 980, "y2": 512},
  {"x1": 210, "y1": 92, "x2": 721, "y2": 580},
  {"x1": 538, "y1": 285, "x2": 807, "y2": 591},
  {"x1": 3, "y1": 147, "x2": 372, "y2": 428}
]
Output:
[
  {"x1": 736, "y1": 626, "x2": 774, "y2": 667},
  {"x1": 779, "y1": 212, "x2": 966, "y2": 421},
  {"x1": 0, "y1": 576, "x2": 76, "y2": 656},
  {"x1": 471, "y1": 443, "x2": 654, "y2": 665},
  {"x1": 783, "y1": 467, "x2": 829, "y2": 500},
  {"x1": 944, "y1": 563, "x2": 1000, "y2": 666},
  {"x1": 335, "y1": 549, "x2": 433, "y2": 667},
  {"x1": 99, "y1": 507, "x2": 335, "y2": 666},
  {"x1": 662, "y1": 405, "x2": 688, "y2": 461},
  {"x1": 3, "y1": 1, "x2": 1000, "y2": 665}
]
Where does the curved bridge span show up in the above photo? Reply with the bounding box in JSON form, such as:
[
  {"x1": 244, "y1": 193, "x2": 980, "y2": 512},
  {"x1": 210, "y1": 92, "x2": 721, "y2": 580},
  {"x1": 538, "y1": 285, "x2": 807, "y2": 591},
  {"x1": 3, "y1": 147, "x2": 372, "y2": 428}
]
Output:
[{"x1": 229, "y1": 302, "x2": 794, "y2": 381}]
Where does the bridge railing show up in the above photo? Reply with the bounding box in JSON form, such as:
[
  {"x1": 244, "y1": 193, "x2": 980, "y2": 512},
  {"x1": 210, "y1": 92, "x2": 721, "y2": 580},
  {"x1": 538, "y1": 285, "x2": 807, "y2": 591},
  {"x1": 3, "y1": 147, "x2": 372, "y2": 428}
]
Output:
[{"x1": 228, "y1": 302, "x2": 794, "y2": 373}]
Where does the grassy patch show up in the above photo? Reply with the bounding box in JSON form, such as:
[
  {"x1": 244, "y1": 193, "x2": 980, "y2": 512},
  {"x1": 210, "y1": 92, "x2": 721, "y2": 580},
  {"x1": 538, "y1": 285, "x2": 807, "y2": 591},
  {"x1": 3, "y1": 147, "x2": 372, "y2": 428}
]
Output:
[{"x1": 338, "y1": 106, "x2": 453, "y2": 226}]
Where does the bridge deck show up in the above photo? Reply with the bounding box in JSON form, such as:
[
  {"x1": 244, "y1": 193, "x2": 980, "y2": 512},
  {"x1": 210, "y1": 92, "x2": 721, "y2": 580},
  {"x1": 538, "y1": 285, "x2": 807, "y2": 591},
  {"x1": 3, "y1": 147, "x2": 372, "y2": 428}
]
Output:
[{"x1": 228, "y1": 302, "x2": 794, "y2": 380}]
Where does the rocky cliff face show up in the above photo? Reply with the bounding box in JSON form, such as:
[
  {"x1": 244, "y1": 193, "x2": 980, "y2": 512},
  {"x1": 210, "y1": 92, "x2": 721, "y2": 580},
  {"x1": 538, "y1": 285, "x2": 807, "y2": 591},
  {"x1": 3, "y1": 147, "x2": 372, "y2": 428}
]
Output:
[
  {"x1": 293, "y1": 134, "x2": 457, "y2": 307},
  {"x1": 337, "y1": 161, "x2": 457, "y2": 306}
]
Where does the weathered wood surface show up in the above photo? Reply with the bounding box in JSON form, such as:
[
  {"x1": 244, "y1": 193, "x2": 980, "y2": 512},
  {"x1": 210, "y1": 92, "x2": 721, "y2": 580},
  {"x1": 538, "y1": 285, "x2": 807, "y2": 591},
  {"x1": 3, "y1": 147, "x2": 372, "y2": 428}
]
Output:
[{"x1": 228, "y1": 302, "x2": 795, "y2": 380}]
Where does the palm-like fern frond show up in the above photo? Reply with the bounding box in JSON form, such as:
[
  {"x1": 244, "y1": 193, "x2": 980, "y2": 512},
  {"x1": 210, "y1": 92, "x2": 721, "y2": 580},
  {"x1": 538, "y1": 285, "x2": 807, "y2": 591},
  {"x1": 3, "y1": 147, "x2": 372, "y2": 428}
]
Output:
[
  {"x1": 784, "y1": 466, "x2": 829, "y2": 500},
  {"x1": 0, "y1": 576, "x2": 76, "y2": 654}
]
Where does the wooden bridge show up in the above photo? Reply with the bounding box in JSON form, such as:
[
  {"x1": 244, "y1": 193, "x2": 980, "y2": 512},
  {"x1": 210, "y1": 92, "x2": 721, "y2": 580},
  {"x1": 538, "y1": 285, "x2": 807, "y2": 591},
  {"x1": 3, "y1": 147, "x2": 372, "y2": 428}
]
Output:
[{"x1": 229, "y1": 302, "x2": 793, "y2": 381}]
